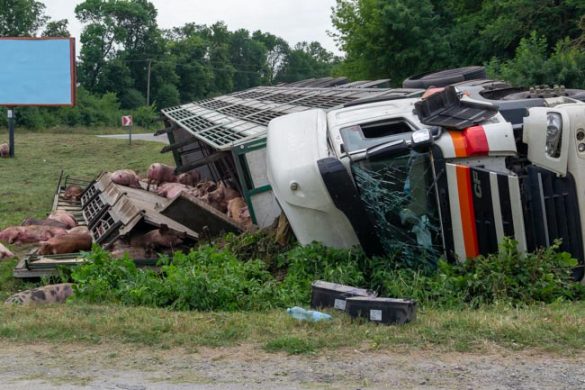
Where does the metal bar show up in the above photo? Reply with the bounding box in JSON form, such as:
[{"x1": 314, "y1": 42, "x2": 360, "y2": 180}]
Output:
[
  {"x1": 7, "y1": 108, "x2": 15, "y2": 158},
  {"x1": 174, "y1": 151, "x2": 229, "y2": 173}
]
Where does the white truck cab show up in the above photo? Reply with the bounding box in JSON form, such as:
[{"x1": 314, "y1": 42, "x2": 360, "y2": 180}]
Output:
[{"x1": 267, "y1": 81, "x2": 585, "y2": 280}]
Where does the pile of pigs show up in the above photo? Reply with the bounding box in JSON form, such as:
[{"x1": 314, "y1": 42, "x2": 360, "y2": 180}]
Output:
[{"x1": 0, "y1": 162, "x2": 252, "y2": 263}]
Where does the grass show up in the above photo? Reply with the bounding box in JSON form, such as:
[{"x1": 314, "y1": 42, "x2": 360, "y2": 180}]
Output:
[
  {"x1": 0, "y1": 130, "x2": 584, "y2": 357},
  {"x1": 0, "y1": 302, "x2": 584, "y2": 355},
  {"x1": 0, "y1": 132, "x2": 172, "y2": 228}
]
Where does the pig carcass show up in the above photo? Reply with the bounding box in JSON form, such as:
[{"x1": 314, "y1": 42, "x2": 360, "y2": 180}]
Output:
[
  {"x1": 130, "y1": 225, "x2": 186, "y2": 251},
  {"x1": 67, "y1": 226, "x2": 90, "y2": 235},
  {"x1": 207, "y1": 182, "x2": 241, "y2": 213},
  {"x1": 109, "y1": 240, "x2": 152, "y2": 260},
  {"x1": 0, "y1": 143, "x2": 8, "y2": 158},
  {"x1": 5, "y1": 283, "x2": 74, "y2": 305},
  {"x1": 156, "y1": 182, "x2": 189, "y2": 199},
  {"x1": 0, "y1": 225, "x2": 67, "y2": 245},
  {"x1": 111, "y1": 169, "x2": 142, "y2": 188},
  {"x1": 147, "y1": 163, "x2": 177, "y2": 188},
  {"x1": 38, "y1": 232, "x2": 92, "y2": 255},
  {"x1": 62, "y1": 185, "x2": 84, "y2": 201},
  {"x1": 48, "y1": 210, "x2": 77, "y2": 229},
  {"x1": 21, "y1": 217, "x2": 69, "y2": 229},
  {"x1": 177, "y1": 170, "x2": 201, "y2": 187},
  {"x1": 0, "y1": 243, "x2": 14, "y2": 259},
  {"x1": 227, "y1": 197, "x2": 252, "y2": 227}
]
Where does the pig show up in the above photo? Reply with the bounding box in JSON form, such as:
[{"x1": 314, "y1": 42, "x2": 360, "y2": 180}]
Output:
[
  {"x1": 191, "y1": 181, "x2": 217, "y2": 198},
  {"x1": 227, "y1": 197, "x2": 252, "y2": 227},
  {"x1": 38, "y1": 232, "x2": 92, "y2": 255},
  {"x1": 111, "y1": 169, "x2": 142, "y2": 188},
  {"x1": 130, "y1": 225, "x2": 186, "y2": 251},
  {"x1": 156, "y1": 182, "x2": 189, "y2": 199},
  {"x1": 5, "y1": 283, "x2": 74, "y2": 305},
  {"x1": 0, "y1": 143, "x2": 8, "y2": 158},
  {"x1": 177, "y1": 169, "x2": 201, "y2": 187},
  {"x1": 0, "y1": 243, "x2": 14, "y2": 259},
  {"x1": 0, "y1": 225, "x2": 67, "y2": 245},
  {"x1": 48, "y1": 210, "x2": 77, "y2": 229},
  {"x1": 62, "y1": 185, "x2": 84, "y2": 201},
  {"x1": 21, "y1": 217, "x2": 69, "y2": 229},
  {"x1": 147, "y1": 163, "x2": 177, "y2": 189},
  {"x1": 207, "y1": 182, "x2": 241, "y2": 213},
  {"x1": 67, "y1": 226, "x2": 90, "y2": 235},
  {"x1": 109, "y1": 240, "x2": 152, "y2": 260}
]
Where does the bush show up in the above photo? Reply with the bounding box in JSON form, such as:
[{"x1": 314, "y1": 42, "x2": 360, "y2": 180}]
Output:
[
  {"x1": 71, "y1": 245, "x2": 276, "y2": 311},
  {"x1": 70, "y1": 238, "x2": 584, "y2": 311},
  {"x1": 378, "y1": 238, "x2": 585, "y2": 308}
]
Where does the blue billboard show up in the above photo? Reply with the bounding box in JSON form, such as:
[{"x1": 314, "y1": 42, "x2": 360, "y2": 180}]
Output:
[{"x1": 0, "y1": 38, "x2": 76, "y2": 106}]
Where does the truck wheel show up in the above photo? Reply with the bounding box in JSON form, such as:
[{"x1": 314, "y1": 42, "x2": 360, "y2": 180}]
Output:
[{"x1": 402, "y1": 66, "x2": 487, "y2": 89}]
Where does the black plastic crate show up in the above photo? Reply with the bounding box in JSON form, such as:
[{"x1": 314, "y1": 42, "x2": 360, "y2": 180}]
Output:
[
  {"x1": 311, "y1": 280, "x2": 374, "y2": 311},
  {"x1": 345, "y1": 297, "x2": 416, "y2": 325}
]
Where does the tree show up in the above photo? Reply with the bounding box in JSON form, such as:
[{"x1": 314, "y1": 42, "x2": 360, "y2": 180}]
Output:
[
  {"x1": 75, "y1": 0, "x2": 160, "y2": 92},
  {"x1": 252, "y1": 31, "x2": 290, "y2": 84},
  {"x1": 331, "y1": 0, "x2": 449, "y2": 83},
  {"x1": 275, "y1": 42, "x2": 337, "y2": 83},
  {"x1": 42, "y1": 19, "x2": 70, "y2": 37},
  {"x1": 0, "y1": 0, "x2": 48, "y2": 36}
]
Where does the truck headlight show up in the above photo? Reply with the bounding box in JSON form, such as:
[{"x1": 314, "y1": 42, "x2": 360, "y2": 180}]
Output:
[{"x1": 546, "y1": 112, "x2": 562, "y2": 158}]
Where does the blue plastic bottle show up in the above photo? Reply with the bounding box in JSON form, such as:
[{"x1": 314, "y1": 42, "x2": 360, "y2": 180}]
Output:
[{"x1": 287, "y1": 306, "x2": 332, "y2": 322}]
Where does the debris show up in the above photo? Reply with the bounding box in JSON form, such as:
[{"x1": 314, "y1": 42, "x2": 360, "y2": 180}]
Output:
[
  {"x1": 311, "y1": 280, "x2": 376, "y2": 311},
  {"x1": 345, "y1": 297, "x2": 416, "y2": 325},
  {"x1": 287, "y1": 306, "x2": 332, "y2": 322}
]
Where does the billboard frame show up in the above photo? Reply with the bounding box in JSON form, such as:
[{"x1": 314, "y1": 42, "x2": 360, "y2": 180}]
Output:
[{"x1": 0, "y1": 37, "x2": 76, "y2": 107}]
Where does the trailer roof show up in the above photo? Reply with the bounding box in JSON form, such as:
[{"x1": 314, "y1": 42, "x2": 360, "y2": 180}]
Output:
[{"x1": 161, "y1": 78, "x2": 421, "y2": 151}]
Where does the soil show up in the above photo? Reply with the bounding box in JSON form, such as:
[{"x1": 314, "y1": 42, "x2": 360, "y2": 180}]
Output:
[{"x1": 0, "y1": 341, "x2": 584, "y2": 389}]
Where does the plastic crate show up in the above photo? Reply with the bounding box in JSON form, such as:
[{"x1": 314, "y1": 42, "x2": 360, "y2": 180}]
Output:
[
  {"x1": 345, "y1": 297, "x2": 416, "y2": 325},
  {"x1": 311, "y1": 280, "x2": 375, "y2": 311}
]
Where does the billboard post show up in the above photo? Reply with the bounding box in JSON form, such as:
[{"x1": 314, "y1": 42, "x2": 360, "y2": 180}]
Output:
[{"x1": 7, "y1": 109, "x2": 14, "y2": 158}]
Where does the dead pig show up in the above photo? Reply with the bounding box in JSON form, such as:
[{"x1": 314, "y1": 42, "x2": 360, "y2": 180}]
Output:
[
  {"x1": 111, "y1": 169, "x2": 142, "y2": 188},
  {"x1": 207, "y1": 182, "x2": 241, "y2": 213},
  {"x1": 38, "y1": 232, "x2": 92, "y2": 255},
  {"x1": 0, "y1": 225, "x2": 67, "y2": 245},
  {"x1": 227, "y1": 197, "x2": 252, "y2": 227},
  {"x1": 177, "y1": 170, "x2": 201, "y2": 187},
  {"x1": 62, "y1": 185, "x2": 84, "y2": 201},
  {"x1": 67, "y1": 226, "x2": 90, "y2": 235},
  {"x1": 48, "y1": 210, "x2": 77, "y2": 229},
  {"x1": 109, "y1": 240, "x2": 152, "y2": 260},
  {"x1": 0, "y1": 243, "x2": 14, "y2": 259},
  {"x1": 5, "y1": 283, "x2": 74, "y2": 305},
  {"x1": 147, "y1": 163, "x2": 177, "y2": 188},
  {"x1": 130, "y1": 225, "x2": 186, "y2": 251},
  {"x1": 156, "y1": 182, "x2": 189, "y2": 199},
  {"x1": 21, "y1": 217, "x2": 69, "y2": 229}
]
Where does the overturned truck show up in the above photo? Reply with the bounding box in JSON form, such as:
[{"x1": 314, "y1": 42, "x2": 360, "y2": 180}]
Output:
[{"x1": 266, "y1": 67, "x2": 585, "y2": 281}]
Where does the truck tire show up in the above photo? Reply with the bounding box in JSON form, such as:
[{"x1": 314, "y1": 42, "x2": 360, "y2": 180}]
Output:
[{"x1": 402, "y1": 66, "x2": 487, "y2": 89}]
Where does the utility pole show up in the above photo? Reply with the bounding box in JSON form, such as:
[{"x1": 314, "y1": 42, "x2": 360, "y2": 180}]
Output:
[{"x1": 146, "y1": 59, "x2": 152, "y2": 106}]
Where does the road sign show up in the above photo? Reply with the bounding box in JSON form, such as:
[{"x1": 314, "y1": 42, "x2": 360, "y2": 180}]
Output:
[{"x1": 121, "y1": 115, "x2": 133, "y2": 127}]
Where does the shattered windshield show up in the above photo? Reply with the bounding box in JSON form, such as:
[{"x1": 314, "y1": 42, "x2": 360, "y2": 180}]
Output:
[{"x1": 351, "y1": 151, "x2": 443, "y2": 268}]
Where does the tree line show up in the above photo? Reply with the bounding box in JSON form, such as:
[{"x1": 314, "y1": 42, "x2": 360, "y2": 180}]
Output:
[
  {"x1": 0, "y1": 0, "x2": 339, "y2": 128},
  {"x1": 331, "y1": 0, "x2": 585, "y2": 87},
  {"x1": 0, "y1": 0, "x2": 584, "y2": 129}
]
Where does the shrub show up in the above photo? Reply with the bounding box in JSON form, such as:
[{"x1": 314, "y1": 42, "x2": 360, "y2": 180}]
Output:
[{"x1": 378, "y1": 238, "x2": 585, "y2": 308}]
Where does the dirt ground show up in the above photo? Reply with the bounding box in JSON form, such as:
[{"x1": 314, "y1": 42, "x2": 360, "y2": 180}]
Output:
[{"x1": 1, "y1": 342, "x2": 584, "y2": 389}]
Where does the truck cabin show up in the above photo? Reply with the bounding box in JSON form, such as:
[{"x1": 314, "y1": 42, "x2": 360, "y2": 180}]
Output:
[{"x1": 267, "y1": 82, "x2": 585, "y2": 281}]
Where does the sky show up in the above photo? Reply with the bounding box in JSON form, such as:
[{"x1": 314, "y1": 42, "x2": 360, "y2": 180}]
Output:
[{"x1": 42, "y1": 0, "x2": 342, "y2": 55}]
